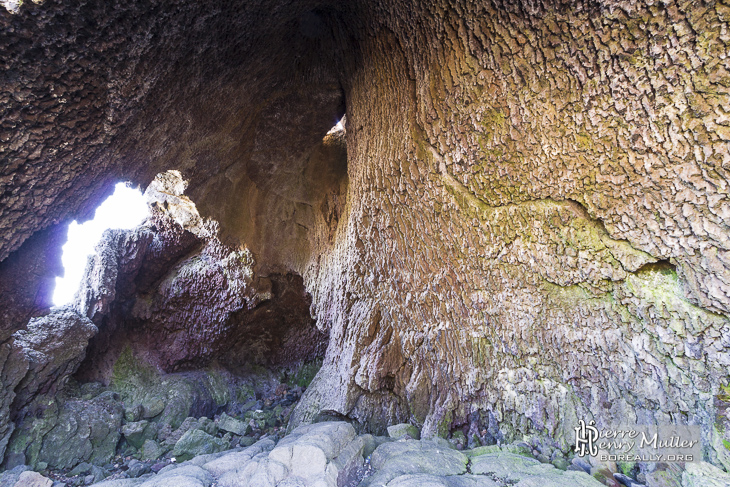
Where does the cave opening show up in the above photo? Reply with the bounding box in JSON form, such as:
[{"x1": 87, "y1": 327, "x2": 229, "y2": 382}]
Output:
[
  {"x1": 52, "y1": 182, "x2": 149, "y2": 306},
  {"x1": 0, "y1": 161, "x2": 333, "y2": 471}
]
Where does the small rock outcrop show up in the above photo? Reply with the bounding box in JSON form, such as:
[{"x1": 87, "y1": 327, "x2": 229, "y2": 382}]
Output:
[
  {"x1": 74, "y1": 171, "x2": 327, "y2": 379},
  {"x1": 1, "y1": 309, "x2": 97, "y2": 466}
]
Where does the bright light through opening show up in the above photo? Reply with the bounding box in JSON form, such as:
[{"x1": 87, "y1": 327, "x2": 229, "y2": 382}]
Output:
[{"x1": 52, "y1": 182, "x2": 149, "y2": 306}]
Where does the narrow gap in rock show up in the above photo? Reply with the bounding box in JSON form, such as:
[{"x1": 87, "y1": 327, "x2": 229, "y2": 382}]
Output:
[
  {"x1": 635, "y1": 259, "x2": 677, "y2": 275},
  {"x1": 52, "y1": 183, "x2": 149, "y2": 306}
]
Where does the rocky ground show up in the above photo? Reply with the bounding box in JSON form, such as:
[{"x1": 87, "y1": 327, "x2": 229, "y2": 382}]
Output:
[
  {"x1": 3, "y1": 420, "x2": 730, "y2": 487},
  {"x1": 2, "y1": 377, "x2": 305, "y2": 486}
]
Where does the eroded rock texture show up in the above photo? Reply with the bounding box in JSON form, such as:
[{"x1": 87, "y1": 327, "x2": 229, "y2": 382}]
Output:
[
  {"x1": 74, "y1": 175, "x2": 327, "y2": 380},
  {"x1": 0, "y1": 309, "x2": 98, "y2": 466},
  {"x1": 295, "y1": 0, "x2": 730, "y2": 464},
  {"x1": 2, "y1": 0, "x2": 730, "y2": 473}
]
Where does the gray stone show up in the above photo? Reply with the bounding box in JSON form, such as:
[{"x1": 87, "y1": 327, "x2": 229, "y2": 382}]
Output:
[
  {"x1": 681, "y1": 462, "x2": 730, "y2": 487},
  {"x1": 122, "y1": 421, "x2": 154, "y2": 449},
  {"x1": 124, "y1": 406, "x2": 144, "y2": 423},
  {"x1": 138, "y1": 477, "x2": 204, "y2": 487},
  {"x1": 385, "y1": 474, "x2": 500, "y2": 487},
  {"x1": 172, "y1": 429, "x2": 228, "y2": 462},
  {"x1": 68, "y1": 463, "x2": 93, "y2": 477},
  {"x1": 360, "y1": 434, "x2": 383, "y2": 459},
  {"x1": 571, "y1": 457, "x2": 592, "y2": 473},
  {"x1": 1, "y1": 309, "x2": 98, "y2": 463},
  {"x1": 11, "y1": 310, "x2": 98, "y2": 412},
  {"x1": 449, "y1": 432, "x2": 466, "y2": 450},
  {"x1": 217, "y1": 413, "x2": 248, "y2": 436},
  {"x1": 470, "y1": 453, "x2": 605, "y2": 487},
  {"x1": 89, "y1": 466, "x2": 106, "y2": 484},
  {"x1": 614, "y1": 473, "x2": 639, "y2": 487},
  {"x1": 270, "y1": 421, "x2": 357, "y2": 471},
  {"x1": 551, "y1": 457, "x2": 569, "y2": 470},
  {"x1": 387, "y1": 424, "x2": 421, "y2": 440},
  {"x1": 86, "y1": 480, "x2": 143, "y2": 487},
  {"x1": 9, "y1": 391, "x2": 124, "y2": 470},
  {"x1": 237, "y1": 437, "x2": 256, "y2": 448},
  {"x1": 196, "y1": 418, "x2": 217, "y2": 437},
  {"x1": 0, "y1": 465, "x2": 31, "y2": 487},
  {"x1": 470, "y1": 453, "x2": 542, "y2": 477},
  {"x1": 141, "y1": 440, "x2": 166, "y2": 461},
  {"x1": 465, "y1": 445, "x2": 501, "y2": 458},
  {"x1": 500, "y1": 443, "x2": 533, "y2": 458},
  {"x1": 324, "y1": 436, "x2": 365, "y2": 486},
  {"x1": 361, "y1": 439, "x2": 468, "y2": 486},
  {"x1": 423, "y1": 437, "x2": 457, "y2": 451},
  {"x1": 537, "y1": 454, "x2": 551, "y2": 464},
  {"x1": 592, "y1": 465, "x2": 615, "y2": 485},
  {"x1": 141, "y1": 465, "x2": 213, "y2": 487},
  {"x1": 201, "y1": 438, "x2": 275, "y2": 477},
  {"x1": 13, "y1": 471, "x2": 53, "y2": 487},
  {"x1": 645, "y1": 469, "x2": 682, "y2": 487},
  {"x1": 127, "y1": 460, "x2": 150, "y2": 478}
]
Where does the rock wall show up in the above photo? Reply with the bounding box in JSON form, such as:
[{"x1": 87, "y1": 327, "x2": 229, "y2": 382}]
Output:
[{"x1": 295, "y1": 0, "x2": 730, "y2": 465}]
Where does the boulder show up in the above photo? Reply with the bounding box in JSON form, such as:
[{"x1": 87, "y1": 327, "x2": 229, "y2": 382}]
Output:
[
  {"x1": 469, "y1": 453, "x2": 604, "y2": 487},
  {"x1": 646, "y1": 468, "x2": 683, "y2": 487},
  {"x1": 139, "y1": 465, "x2": 213, "y2": 487},
  {"x1": 6, "y1": 390, "x2": 123, "y2": 470},
  {"x1": 323, "y1": 436, "x2": 365, "y2": 487},
  {"x1": 681, "y1": 462, "x2": 730, "y2": 487},
  {"x1": 12, "y1": 471, "x2": 53, "y2": 487},
  {"x1": 217, "y1": 413, "x2": 248, "y2": 436},
  {"x1": 201, "y1": 438, "x2": 276, "y2": 477},
  {"x1": 11, "y1": 309, "x2": 98, "y2": 412},
  {"x1": 361, "y1": 439, "x2": 469, "y2": 486},
  {"x1": 172, "y1": 429, "x2": 228, "y2": 462},
  {"x1": 122, "y1": 421, "x2": 155, "y2": 449},
  {"x1": 0, "y1": 465, "x2": 31, "y2": 487},
  {"x1": 141, "y1": 440, "x2": 167, "y2": 461},
  {"x1": 384, "y1": 473, "x2": 499, "y2": 487},
  {"x1": 387, "y1": 424, "x2": 421, "y2": 440},
  {"x1": 127, "y1": 459, "x2": 151, "y2": 478},
  {"x1": 1, "y1": 309, "x2": 98, "y2": 463}
]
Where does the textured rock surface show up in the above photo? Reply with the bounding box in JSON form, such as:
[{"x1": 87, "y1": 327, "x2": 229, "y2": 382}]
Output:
[
  {"x1": 172, "y1": 430, "x2": 229, "y2": 462},
  {"x1": 5, "y1": 391, "x2": 123, "y2": 470},
  {"x1": 292, "y1": 0, "x2": 730, "y2": 465},
  {"x1": 73, "y1": 181, "x2": 327, "y2": 378},
  {"x1": 0, "y1": 224, "x2": 65, "y2": 341},
  {"x1": 10, "y1": 309, "x2": 98, "y2": 413},
  {"x1": 1, "y1": 0, "x2": 730, "y2": 474},
  {"x1": 0, "y1": 309, "x2": 97, "y2": 465},
  {"x1": 362, "y1": 440, "x2": 468, "y2": 486},
  {"x1": 0, "y1": 0, "x2": 347, "y2": 265},
  {"x1": 682, "y1": 461, "x2": 730, "y2": 487},
  {"x1": 81, "y1": 423, "x2": 621, "y2": 487}
]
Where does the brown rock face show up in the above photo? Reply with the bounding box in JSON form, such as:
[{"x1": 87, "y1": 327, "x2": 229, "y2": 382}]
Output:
[
  {"x1": 0, "y1": 224, "x2": 65, "y2": 341},
  {"x1": 2, "y1": 0, "x2": 730, "y2": 470},
  {"x1": 72, "y1": 185, "x2": 327, "y2": 381}
]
